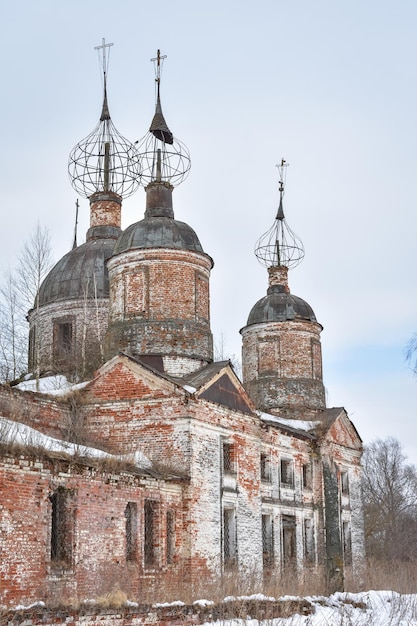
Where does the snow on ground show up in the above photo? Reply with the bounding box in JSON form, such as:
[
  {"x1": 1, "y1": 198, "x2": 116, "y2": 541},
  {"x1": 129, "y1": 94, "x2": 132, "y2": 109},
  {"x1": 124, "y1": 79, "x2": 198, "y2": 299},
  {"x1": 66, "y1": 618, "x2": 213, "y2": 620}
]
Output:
[
  {"x1": 199, "y1": 591, "x2": 417, "y2": 626},
  {"x1": 7, "y1": 591, "x2": 417, "y2": 624}
]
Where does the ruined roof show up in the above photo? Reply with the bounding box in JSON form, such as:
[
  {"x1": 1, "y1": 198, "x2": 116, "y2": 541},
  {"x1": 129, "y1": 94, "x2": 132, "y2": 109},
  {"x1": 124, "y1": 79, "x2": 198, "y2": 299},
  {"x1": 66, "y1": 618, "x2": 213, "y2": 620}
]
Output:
[{"x1": 180, "y1": 360, "x2": 231, "y2": 390}]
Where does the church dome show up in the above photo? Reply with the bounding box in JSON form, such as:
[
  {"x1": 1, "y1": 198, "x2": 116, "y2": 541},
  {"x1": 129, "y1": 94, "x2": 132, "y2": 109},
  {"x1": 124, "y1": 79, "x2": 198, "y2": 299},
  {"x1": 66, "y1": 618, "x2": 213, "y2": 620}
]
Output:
[
  {"x1": 38, "y1": 235, "x2": 116, "y2": 306},
  {"x1": 246, "y1": 284, "x2": 317, "y2": 325},
  {"x1": 114, "y1": 216, "x2": 204, "y2": 255}
]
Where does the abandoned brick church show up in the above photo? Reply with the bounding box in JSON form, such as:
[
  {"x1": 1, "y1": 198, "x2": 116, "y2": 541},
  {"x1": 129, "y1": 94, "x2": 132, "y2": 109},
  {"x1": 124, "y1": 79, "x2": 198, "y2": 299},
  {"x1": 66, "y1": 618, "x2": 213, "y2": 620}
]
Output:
[{"x1": 0, "y1": 48, "x2": 365, "y2": 608}]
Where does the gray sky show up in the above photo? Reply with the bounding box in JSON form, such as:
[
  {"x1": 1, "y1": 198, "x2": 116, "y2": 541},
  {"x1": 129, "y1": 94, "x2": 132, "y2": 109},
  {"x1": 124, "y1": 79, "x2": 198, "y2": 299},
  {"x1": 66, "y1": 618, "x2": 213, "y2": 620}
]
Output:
[{"x1": 1, "y1": 1, "x2": 417, "y2": 462}]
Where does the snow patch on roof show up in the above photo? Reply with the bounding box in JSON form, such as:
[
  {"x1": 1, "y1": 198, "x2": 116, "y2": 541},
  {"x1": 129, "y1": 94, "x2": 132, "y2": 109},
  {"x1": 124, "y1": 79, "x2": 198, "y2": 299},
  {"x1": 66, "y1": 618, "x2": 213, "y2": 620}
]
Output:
[
  {"x1": 259, "y1": 411, "x2": 320, "y2": 432},
  {"x1": 15, "y1": 374, "x2": 90, "y2": 396},
  {"x1": 0, "y1": 417, "x2": 152, "y2": 469}
]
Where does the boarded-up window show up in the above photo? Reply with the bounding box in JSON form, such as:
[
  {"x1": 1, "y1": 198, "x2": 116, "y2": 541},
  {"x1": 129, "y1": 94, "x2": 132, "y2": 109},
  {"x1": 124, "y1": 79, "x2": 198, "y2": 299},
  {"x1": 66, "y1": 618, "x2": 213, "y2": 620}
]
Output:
[
  {"x1": 195, "y1": 271, "x2": 209, "y2": 320},
  {"x1": 125, "y1": 502, "x2": 137, "y2": 561},
  {"x1": 223, "y1": 508, "x2": 237, "y2": 568},
  {"x1": 258, "y1": 338, "x2": 279, "y2": 374},
  {"x1": 50, "y1": 487, "x2": 74, "y2": 565},
  {"x1": 262, "y1": 514, "x2": 274, "y2": 567},
  {"x1": 124, "y1": 270, "x2": 147, "y2": 317},
  {"x1": 311, "y1": 340, "x2": 322, "y2": 379}
]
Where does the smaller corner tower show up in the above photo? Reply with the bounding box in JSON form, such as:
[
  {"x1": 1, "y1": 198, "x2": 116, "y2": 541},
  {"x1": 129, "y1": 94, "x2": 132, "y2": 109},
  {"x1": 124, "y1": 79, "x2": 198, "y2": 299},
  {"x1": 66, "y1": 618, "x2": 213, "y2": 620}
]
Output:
[
  {"x1": 105, "y1": 51, "x2": 213, "y2": 376},
  {"x1": 28, "y1": 39, "x2": 140, "y2": 380},
  {"x1": 240, "y1": 161, "x2": 326, "y2": 418}
]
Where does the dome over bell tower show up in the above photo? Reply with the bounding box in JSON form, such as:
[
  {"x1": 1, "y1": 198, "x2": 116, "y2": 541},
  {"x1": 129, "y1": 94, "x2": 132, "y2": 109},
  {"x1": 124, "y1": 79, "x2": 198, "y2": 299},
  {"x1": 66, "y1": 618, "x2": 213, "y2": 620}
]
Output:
[
  {"x1": 240, "y1": 161, "x2": 326, "y2": 418},
  {"x1": 105, "y1": 51, "x2": 213, "y2": 376}
]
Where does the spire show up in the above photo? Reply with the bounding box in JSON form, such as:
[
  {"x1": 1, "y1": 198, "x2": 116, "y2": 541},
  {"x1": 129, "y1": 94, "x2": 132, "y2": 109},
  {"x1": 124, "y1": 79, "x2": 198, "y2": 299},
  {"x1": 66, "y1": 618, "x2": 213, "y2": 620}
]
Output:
[
  {"x1": 72, "y1": 199, "x2": 79, "y2": 250},
  {"x1": 255, "y1": 160, "x2": 305, "y2": 274},
  {"x1": 137, "y1": 50, "x2": 191, "y2": 188},
  {"x1": 68, "y1": 39, "x2": 140, "y2": 200}
]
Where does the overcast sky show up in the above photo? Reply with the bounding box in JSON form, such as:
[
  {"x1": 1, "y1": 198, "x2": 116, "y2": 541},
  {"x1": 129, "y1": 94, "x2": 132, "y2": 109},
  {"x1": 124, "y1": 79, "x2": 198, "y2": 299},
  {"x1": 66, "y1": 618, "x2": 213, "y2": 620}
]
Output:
[{"x1": 1, "y1": 1, "x2": 416, "y2": 462}]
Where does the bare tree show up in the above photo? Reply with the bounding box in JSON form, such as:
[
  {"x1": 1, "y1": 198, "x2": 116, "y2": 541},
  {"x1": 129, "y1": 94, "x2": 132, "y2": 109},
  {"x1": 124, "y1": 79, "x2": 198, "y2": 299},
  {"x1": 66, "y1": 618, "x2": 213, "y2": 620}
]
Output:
[
  {"x1": 0, "y1": 223, "x2": 53, "y2": 386},
  {"x1": 361, "y1": 437, "x2": 417, "y2": 560},
  {"x1": 0, "y1": 269, "x2": 27, "y2": 381},
  {"x1": 406, "y1": 333, "x2": 417, "y2": 375},
  {"x1": 214, "y1": 331, "x2": 242, "y2": 379}
]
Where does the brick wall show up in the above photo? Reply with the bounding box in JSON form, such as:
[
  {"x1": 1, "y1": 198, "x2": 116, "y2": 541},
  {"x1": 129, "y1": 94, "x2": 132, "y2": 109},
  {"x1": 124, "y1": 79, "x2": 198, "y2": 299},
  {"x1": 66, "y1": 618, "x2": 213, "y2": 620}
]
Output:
[
  {"x1": 106, "y1": 248, "x2": 213, "y2": 374},
  {"x1": 0, "y1": 450, "x2": 184, "y2": 608},
  {"x1": 241, "y1": 320, "x2": 326, "y2": 412}
]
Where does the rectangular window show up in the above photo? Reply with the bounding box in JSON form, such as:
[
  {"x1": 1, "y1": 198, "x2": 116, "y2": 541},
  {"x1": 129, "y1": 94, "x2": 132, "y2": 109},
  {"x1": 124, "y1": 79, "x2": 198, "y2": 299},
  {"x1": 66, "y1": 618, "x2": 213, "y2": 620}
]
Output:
[
  {"x1": 280, "y1": 458, "x2": 294, "y2": 487},
  {"x1": 50, "y1": 487, "x2": 73, "y2": 565},
  {"x1": 261, "y1": 453, "x2": 271, "y2": 482},
  {"x1": 53, "y1": 319, "x2": 74, "y2": 360},
  {"x1": 282, "y1": 515, "x2": 296, "y2": 567},
  {"x1": 144, "y1": 500, "x2": 158, "y2": 567},
  {"x1": 125, "y1": 502, "x2": 137, "y2": 562},
  {"x1": 223, "y1": 442, "x2": 235, "y2": 473},
  {"x1": 342, "y1": 521, "x2": 352, "y2": 565},
  {"x1": 341, "y1": 471, "x2": 350, "y2": 495},
  {"x1": 262, "y1": 514, "x2": 274, "y2": 567},
  {"x1": 302, "y1": 462, "x2": 312, "y2": 490},
  {"x1": 166, "y1": 510, "x2": 175, "y2": 564},
  {"x1": 304, "y1": 518, "x2": 315, "y2": 563},
  {"x1": 223, "y1": 508, "x2": 237, "y2": 568}
]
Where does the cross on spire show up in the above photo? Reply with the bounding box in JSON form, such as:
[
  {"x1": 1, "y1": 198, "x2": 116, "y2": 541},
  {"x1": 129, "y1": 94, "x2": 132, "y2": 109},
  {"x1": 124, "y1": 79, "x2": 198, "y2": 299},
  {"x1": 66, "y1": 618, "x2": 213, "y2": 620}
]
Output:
[
  {"x1": 95, "y1": 38, "x2": 113, "y2": 75},
  {"x1": 151, "y1": 49, "x2": 167, "y2": 84}
]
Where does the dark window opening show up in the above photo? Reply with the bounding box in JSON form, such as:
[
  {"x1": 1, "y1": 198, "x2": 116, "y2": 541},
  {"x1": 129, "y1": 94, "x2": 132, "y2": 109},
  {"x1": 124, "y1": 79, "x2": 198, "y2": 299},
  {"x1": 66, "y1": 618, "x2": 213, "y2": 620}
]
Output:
[
  {"x1": 262, "y1": 514, "x2": 274, "y2": 567},
  {"x1": 125, "y1": 502, "x2": 137, "y2": 562},
  {"x1": 144, "y1": 500, "x2": 158, "y2": 567},
  {"x1": 342, "y1": 521, "x2": 352, "y2": 565},
  {"x1": 223, "y1": 508, "x2": 237, "y2": 568},
  {"x1": 261, "y1": 453, "x2": 271, "y2": 482},
  {"x1": 53, "y1": 320, "x2": 74, "y2": 360},
  {"x1": 341, "y1": 471, "x2": 350, "y2": 495},
  {"x1": 166, "y1": 510, "x2": 175, "y2": 564},
  {"x1": 282, "y1": 515, "x2": 296, "y2": 568},
  {"x1": 280, "y1": 459, "x2": 294, "y2": 487},
  {"x1": 50, "y1": 487, "x2": 73, "y2": 565},
  {"x1": 304, "y1": 518, "x2": 315, "y2": 563},
  {"x1": 302, "y1": 462, "x2": 312, "y2": 490}
]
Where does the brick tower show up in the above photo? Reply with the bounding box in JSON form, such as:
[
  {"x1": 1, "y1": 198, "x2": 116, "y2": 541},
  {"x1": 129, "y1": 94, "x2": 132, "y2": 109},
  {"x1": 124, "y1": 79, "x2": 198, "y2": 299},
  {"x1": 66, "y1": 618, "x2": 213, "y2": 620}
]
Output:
[
  {"x1": 241, "y1": 162, "x2": 326, "y2": 417},
  {"x1": 28, "y1": 40, "x2": 140, "y2": 380},
  {"x1": 105, "y1": 51, "x2": 214, "y2": 376}
]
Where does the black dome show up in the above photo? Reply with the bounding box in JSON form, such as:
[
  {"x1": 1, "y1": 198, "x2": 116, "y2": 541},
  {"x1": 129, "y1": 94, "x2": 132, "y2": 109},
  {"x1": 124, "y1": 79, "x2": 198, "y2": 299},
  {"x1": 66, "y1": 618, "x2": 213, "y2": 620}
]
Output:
[
  {"x1": 246, "y1": 284, "x2": 317, "y2": 325},
  {"x1": 114, "y1": 216, "x2": 205, "y2": 255},
  {"x1": 38, "y1": 236, "x2": 116, "y2": 306}
]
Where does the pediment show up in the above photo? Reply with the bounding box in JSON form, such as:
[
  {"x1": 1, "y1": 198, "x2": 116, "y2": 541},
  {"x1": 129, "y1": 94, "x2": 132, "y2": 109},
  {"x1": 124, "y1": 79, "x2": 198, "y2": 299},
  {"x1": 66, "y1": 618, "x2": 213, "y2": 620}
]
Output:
[
  {"x1": 320, "y1": 408, "x2": 362, "y2": 451},
  {"x1": 193, "y1": 363, "x2": 255, "y2": 415},
  {"x1": 85, "y1": 353, "x2": 179, "y2": 401}
]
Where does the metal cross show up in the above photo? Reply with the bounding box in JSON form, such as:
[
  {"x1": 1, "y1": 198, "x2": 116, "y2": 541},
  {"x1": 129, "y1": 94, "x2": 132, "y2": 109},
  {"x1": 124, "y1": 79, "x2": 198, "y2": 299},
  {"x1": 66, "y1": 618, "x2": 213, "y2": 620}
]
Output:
[
  {"x1": 95, "y1": 38, "x2": 114, "y2": 74},
  {"x1": 151, "y1": 49, "x2": 167, "y2": 83}
]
